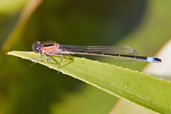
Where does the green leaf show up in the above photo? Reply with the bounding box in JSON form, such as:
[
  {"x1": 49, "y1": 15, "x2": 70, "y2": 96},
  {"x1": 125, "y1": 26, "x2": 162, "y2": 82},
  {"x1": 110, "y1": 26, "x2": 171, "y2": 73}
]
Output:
[{"x1": 8, "y1": 51, "x2": 171, "y2": 114}]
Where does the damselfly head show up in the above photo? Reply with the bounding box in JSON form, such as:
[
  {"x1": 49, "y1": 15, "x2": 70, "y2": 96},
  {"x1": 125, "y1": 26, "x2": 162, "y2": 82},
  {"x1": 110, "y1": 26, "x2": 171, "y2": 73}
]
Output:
[{"x1": 32, "y1": 41, "x2": 41, "y2": 53}]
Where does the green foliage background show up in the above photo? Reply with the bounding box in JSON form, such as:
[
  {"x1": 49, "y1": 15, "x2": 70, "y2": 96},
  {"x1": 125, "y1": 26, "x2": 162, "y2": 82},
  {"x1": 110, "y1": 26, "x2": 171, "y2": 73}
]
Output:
[{"x1": 0, "y1": 0, "x2": 170, "y2": 114}]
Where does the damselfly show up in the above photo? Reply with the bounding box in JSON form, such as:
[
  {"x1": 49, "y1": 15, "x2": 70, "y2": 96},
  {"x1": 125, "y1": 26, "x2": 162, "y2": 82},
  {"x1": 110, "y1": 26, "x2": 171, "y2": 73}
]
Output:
[{"x1": 32, "y1": 41, "x2": 161, "y2": 67}]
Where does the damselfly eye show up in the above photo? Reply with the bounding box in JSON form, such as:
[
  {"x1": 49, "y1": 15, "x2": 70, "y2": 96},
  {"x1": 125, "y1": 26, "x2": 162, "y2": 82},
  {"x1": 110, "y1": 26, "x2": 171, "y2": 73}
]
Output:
[{"x1": 32, "y1": 41, "x2": 41, "y2": 53}]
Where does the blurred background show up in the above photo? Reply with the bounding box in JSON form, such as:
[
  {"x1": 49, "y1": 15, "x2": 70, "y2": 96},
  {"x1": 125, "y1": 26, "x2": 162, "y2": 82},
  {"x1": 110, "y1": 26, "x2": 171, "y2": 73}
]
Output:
[{"x1": 0, "y1": 0, "x2": 170, "y2": 114}]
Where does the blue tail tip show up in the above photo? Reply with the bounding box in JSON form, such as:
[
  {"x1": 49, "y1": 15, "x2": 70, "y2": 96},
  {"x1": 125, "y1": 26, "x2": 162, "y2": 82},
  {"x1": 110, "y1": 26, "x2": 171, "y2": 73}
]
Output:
[{"x1": 147, "y1": 57, "x2": 162, "y2": 63}]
